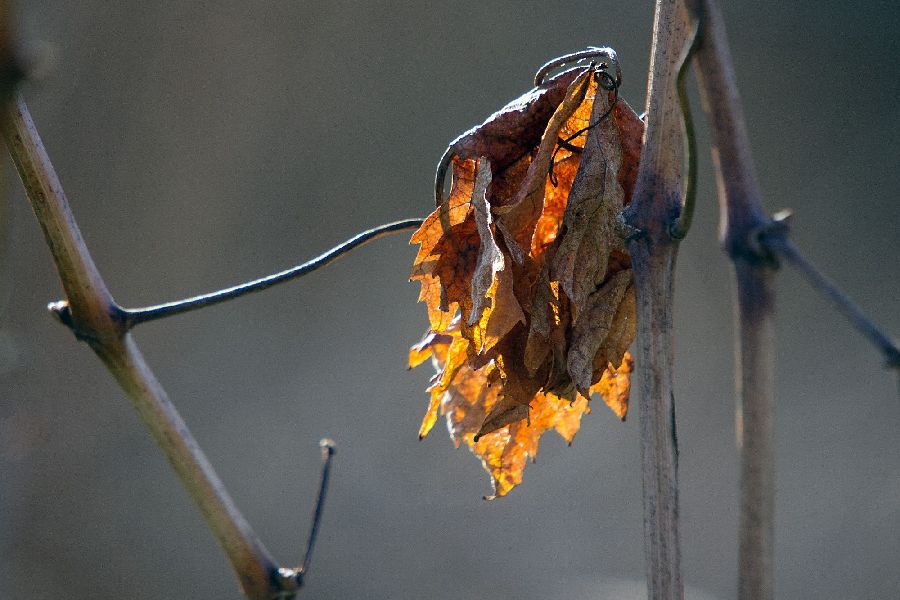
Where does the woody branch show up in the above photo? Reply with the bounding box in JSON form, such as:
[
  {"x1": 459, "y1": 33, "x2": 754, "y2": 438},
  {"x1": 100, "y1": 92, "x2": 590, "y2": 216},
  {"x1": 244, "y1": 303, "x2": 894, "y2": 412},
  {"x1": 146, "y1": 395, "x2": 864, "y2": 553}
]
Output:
[{"x1": 1, "y1": 92, "x2": 368, "y2": 599}]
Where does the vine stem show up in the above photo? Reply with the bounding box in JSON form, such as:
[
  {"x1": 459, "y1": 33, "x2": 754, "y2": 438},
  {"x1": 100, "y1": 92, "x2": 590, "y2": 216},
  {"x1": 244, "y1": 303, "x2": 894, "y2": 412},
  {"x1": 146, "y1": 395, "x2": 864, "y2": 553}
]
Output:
[
  {"x1": 119, "y1": 219, "x2": 423, "y2": 328},
  {"x1": 690, "y1": 0, "x2": 776, "y2": 598},
  {"x1": 620, "y1": 1, "x2": 694, "y2": 597}
]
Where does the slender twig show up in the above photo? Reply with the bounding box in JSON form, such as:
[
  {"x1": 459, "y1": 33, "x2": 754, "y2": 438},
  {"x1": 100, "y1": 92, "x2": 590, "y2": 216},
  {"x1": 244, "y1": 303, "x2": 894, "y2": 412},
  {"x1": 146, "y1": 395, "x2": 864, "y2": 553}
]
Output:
[
  {"x1": 301, "y1": 438, "x2": 336, "y2": 578},
  {"x1": 690, "y1": 1, "x2": 776, "y2": 598},
  {"x1": 275, "y1": 439, "x2": 338, "y2": 596},
  {"x1": 115, "y1": 219, "x2": 423, "y2": 328},
  {"x1": 761, "y1": 225, "x2": 900, "y2": 369},
  {"x1": 620, "y1": 1, "x2": 694, "y2": 597}
]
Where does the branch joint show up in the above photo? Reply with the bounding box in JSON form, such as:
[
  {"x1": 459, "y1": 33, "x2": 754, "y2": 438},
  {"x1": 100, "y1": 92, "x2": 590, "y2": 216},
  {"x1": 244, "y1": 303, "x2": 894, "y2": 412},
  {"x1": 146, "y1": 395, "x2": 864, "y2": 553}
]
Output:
[
  {"x1": 47, "y1": 299, "x2": 129, "y2": 342},
  {"x1": 729, "y1": 210, "x2": 793, "y2": 268}
]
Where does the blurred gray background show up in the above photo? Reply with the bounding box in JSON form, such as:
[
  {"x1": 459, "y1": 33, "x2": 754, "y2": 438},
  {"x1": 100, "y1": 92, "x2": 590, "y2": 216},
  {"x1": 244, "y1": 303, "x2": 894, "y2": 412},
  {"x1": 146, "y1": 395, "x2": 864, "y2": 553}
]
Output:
[{"x1": 1, "y1": 2, "x2": 898, "y2": 599}]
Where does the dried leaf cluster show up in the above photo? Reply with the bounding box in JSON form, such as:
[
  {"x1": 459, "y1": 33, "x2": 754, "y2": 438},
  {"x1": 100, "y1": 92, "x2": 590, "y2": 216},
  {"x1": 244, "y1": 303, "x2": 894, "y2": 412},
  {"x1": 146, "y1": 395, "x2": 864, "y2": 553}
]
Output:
[{"x1": 410, "y1": 63, "x2": 644, "y2": 497}]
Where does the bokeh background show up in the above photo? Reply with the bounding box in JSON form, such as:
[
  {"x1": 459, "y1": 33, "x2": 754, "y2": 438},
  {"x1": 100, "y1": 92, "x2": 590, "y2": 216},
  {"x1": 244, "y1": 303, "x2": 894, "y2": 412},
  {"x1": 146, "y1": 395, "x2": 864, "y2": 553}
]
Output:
[{"x1": 1, "y1": 2, "x2": 898, "y2": 599}]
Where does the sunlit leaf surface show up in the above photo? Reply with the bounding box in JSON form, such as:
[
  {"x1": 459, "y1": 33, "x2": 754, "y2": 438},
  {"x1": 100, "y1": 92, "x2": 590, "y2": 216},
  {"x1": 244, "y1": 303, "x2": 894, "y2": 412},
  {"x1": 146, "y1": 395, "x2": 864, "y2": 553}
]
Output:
[{"x1": 411, "y1": 64, "x2": 643, "y2": 497}]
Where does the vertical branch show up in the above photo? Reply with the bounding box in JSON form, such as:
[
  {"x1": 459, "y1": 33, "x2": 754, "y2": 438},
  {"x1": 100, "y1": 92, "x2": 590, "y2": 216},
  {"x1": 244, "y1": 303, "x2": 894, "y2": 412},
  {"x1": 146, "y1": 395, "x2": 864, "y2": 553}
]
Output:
[
  {"x1": 731, "y1": 262, "x2": 776, "y2": 600},
  {"x1": 691, "y1": 0, "x2": 776, "y2": 598},
  {"x1": 621, "y1": 1, "x2": 694, "y2": 597}
]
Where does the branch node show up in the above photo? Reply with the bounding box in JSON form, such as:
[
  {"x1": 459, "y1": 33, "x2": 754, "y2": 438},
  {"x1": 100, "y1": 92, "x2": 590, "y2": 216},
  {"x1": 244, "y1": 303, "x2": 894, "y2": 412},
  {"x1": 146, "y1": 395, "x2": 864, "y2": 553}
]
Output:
[
  {"x1": 274, "y1": 567, "x2": 302, "y2": 598},
  {"x1": 47, "y1": 299, "x2": 73, "y2": 328},
  {"x1": 740, "y1": 210, "x2": 793, "y2": 267},
  {"x1": 47, "y1": 297, "x2": 130, "y2": 341},
  {"x1": 615, "y1": 211, "x2": 644, "y2": 242},
  {"x1": 668, "y1": 219, "x2": 687, "y2": 240}
]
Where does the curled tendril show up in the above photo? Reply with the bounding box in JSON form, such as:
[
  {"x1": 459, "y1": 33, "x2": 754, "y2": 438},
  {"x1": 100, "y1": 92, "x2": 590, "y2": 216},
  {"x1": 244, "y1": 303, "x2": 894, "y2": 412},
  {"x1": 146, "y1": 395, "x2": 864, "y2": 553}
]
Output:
[
  {"x1": 434, "y1": 48, "x2": 624, "y2": 207},
  {"x1": 548, "y1": 65, "x2": 619, "y2": 187},
  {"x1": 534, "y1": 46, "x2": 621, "y2": 88}
]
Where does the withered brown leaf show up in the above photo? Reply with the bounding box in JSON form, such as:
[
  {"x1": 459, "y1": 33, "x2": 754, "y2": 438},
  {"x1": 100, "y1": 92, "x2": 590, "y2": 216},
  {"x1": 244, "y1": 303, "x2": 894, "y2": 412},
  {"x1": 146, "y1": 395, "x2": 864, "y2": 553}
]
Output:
[
  {"x1": 434, "y1": 67, "x2": 587, "y2": 206},
  {"x1": 411, "y1": 57, "x2": 643, "y2": 497}
]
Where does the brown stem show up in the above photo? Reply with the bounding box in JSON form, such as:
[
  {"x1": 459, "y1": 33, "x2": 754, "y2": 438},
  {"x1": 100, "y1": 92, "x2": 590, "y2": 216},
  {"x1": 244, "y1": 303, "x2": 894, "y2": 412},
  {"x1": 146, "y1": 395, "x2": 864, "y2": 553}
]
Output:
[
  {"x1": 92, "y1": 335, "x2": 280, "y2": 598},
  {"x1": 621, "y1": 0, "x2": 694, "y2": 597},
  {"x1": 691, "y1": 1, "x2": 776, "y2": 598},
  {"x1": 3, "y1": 94, "x2": 117, "y2": 336},
  {"x1": 732, "y1": 262, "x2": 776, "y2": 600},
  {"x1": 2, "y1": 94, "x2": 280, "y2": 599}
]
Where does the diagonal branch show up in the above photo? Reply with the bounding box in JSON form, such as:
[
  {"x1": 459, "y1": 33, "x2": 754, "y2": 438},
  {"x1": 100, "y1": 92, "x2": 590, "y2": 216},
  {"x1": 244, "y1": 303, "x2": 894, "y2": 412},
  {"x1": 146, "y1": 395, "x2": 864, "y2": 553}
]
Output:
[
  {"x1": 759, "y1": 217, "x2": 900, "y2": 370},
  {"x1": 3, "y1": 93, "x2": 286, "y2": 599},
  {"x1": 45, "y1": 219, "x2": 423, "y2": 331}
]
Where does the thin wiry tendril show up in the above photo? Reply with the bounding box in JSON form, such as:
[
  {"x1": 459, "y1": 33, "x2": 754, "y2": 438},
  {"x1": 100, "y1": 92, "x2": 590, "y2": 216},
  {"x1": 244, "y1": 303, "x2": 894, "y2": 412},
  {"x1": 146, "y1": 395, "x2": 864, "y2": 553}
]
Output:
[{"x1": 549, "y1": 68, "x2": 619, "y2": 187}]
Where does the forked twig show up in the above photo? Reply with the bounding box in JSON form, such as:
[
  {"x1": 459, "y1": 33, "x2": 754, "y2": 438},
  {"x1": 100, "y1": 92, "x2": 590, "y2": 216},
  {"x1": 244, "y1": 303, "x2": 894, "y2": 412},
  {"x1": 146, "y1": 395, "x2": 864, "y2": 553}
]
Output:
[
  {"x1": 2, "y1": 92, "x2": 279, "y2": 599},
  {"x1": 689, "y1": 2, "x2": 897, "y2": 598},
  {"x1": 2, "y1": 92, "x2": 407, "y2": 599}
]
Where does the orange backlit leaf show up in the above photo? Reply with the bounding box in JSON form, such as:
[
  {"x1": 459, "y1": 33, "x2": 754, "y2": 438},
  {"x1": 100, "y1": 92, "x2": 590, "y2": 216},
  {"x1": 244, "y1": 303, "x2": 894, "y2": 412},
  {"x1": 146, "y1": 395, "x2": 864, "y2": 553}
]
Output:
[
  {"x1": 551, "y1": 85, "x2": 628, "y2": 318},
  {"x1": 411, "y1": 56, "x2": 644, "y2": 497},
  {"x1": 468, "y1": 158, "x2": 525, "y2": 353},
  {"x1": 567, "y1": 269, "x2": 633, "y2": 394},
  {"x1": 592, "y1": 352, "x2": 634, "y2": 421},
  {"x1": 494, "y1": 69, "x2": 593, "y2": 255},
  {"x1": 435, "y1": 67, "x2": 588, "y2": 206}
]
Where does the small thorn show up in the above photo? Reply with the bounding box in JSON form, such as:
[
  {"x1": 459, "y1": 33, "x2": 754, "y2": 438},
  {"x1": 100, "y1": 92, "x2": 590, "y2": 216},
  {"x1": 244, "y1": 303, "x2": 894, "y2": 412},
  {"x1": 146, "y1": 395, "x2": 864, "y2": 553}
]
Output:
[{"x1": 47, "y1": 300, "x2": 73, "y2": 328}]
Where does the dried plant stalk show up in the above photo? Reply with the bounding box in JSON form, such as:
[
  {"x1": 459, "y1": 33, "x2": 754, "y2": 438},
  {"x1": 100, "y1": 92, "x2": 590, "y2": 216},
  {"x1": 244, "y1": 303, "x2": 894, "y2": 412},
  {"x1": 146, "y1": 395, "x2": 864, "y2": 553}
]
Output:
[
  {"x1": 691, "y1": 0, "x2": 776, "y2": 597},
  {"x1": 622, "y1": 1, "x2": 695, "y2": 597}
]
